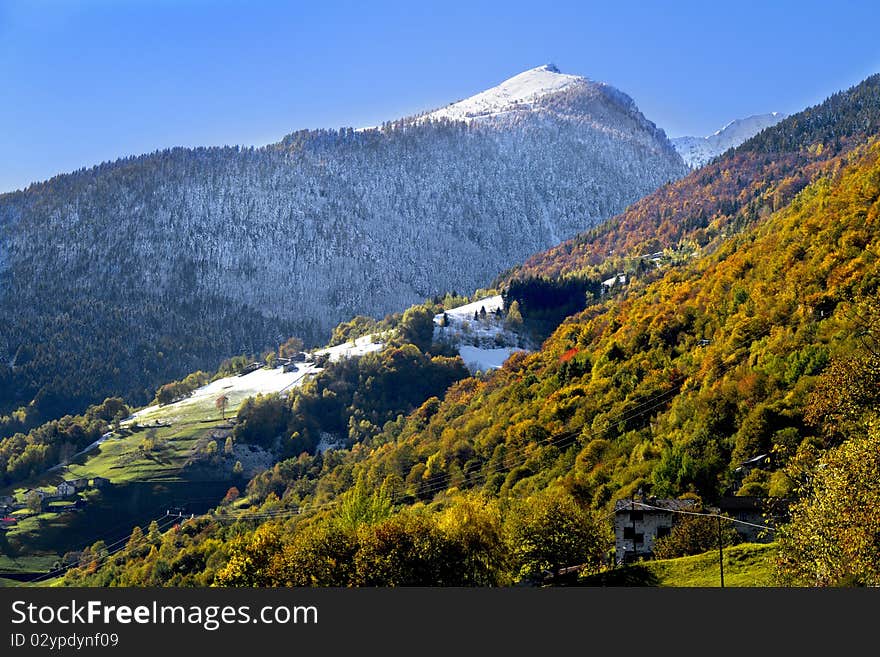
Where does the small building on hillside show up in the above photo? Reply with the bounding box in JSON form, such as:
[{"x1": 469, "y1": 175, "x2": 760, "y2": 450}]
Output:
[
  {"x1": 614, "y1": 497, "x2": 698, "y2": 563},
  {"x1": 718, "y1": 496, "x2": 788, "y2": 544},
  {"x1": 238, "y1": 362, "x2": 263, "y2": 376},
  {"x1": 23, "y1": 488, "x2": 49, "y2": 501},
  {"x1": 56, "y1": 481, "x2": 78, "y2": 498},
  {"x1": 21, "y1": 488, "x2": 51, "y2": 511},
  {"x1": 91, "y1": 476, "x2": 111, "y2": 489}
]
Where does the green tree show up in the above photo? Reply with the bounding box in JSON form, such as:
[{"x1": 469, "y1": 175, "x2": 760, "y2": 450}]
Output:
[
  {"x1": 215, "y1": 524, "x2": 285, "y2": 586},
  {"x1": 233, "y1": 394, "x2": 289, "y2": 448},
  {"x1": 504, "y1": 300, "x2": 523, "y2": 331},
  {"x1": 437, "y1": 493, "x2": 510, "y2": 585},
  {"x1": 399, "y1": 305, "x2": 435, "y2": 352},
  {"x1": 24, "y1": 490, "x2": 43, "y2": 513},
  {"x1": 276, "y1": 523, "x2": 358, "y2": 586},
  {"x1": 354, "y1": 512, "x2": 462, "y2": 586},
  {"x1": 141, "y1": 428, "x2": 159, "y2": 454},
  {"x1": 147, "y1": 520, "x2": 162, "y2": 543},
  {"x1": 334, "y1": 477, "x2": 394, "y2": 532},
  {"x1": 507, "y1": 488, "x2": 608, "y2": 583},
  {"x1": 652, "y1": 514, "x2": 741, "y2": 559},
  {"x1": 125, "y1": 525, "x2": 150, "y2": 559}
]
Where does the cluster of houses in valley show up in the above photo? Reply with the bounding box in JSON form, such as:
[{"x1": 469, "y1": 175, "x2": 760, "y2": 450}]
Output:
[
  {"x1": 0, "y1": 476, "x2": 112, "y2": 523},
  {"x1": 236, "y1": 352, "x2": 309, "y2": 377},
  {"x1": 279, "y1": 352, "x2": 308, "y2": 372}
]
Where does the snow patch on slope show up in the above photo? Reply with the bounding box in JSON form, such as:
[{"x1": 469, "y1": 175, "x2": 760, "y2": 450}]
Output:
[
  {"x1": 128, "y1": 363, "x2": 319, "y2": 424},
  {"x1": 128, "y1": 336, "x2": 387, "y2": 425},
  {"x1": 457, "y1": 346, "x2": 518, "y2": 372},
  {"x1": 313, "y1": 334, "x2": 385, "y2": 362},
  {"x1": 433, "y1": 295, "x2": 526, "y2": 373}
]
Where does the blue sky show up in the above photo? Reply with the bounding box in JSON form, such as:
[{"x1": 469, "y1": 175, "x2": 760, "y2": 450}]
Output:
[{"x1": 2, "y1": 0, "x2": 879, "y2": 193}]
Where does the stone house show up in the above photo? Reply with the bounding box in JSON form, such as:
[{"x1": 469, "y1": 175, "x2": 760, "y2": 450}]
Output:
[
  {"x1": 613, "y1": 497, "x2": 698, "y2": 563},
  {"x1": 56, "y1": 481, "x2": 78, "y2": 497},
  {"x1": 718, "y1": 496, "x2": 788, "y2": 543}
]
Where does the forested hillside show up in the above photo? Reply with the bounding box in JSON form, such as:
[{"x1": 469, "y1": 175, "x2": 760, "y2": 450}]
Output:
[
  {"x1": 58, "y1": 75, "x2": 880, "y2": 587},
  {"x1": 512, "y1": 74, "x2": 880, "y2": 281}
]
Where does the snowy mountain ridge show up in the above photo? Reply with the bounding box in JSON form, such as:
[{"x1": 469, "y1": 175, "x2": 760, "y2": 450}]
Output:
[
  {"x1": 420, "y1": 64, "x2": 586, "y2": 123},
  {"x1": 672, "y1": 112, "x2": 786, "y2": 168}
]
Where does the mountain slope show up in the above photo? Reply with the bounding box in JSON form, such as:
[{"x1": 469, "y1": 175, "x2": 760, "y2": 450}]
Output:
[
  {"x1": 672, "y1": 112, "x2": 785, "y2": 168},
  {"x1": 0, "y1": 66, "x2": 687, "y2": 418},
  {"x1": 44, "y1": 71, "x2": 880, "y2": 588},
  {"x1": 59, "y1": 115, "x2": 880, "y2": 587},
  {"x1": 513, "y1": 74, "x2": 880, "y2": 281}
]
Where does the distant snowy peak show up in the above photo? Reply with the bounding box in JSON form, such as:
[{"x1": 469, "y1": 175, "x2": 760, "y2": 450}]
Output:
[
  {"x1": 712, "y1": 112, "x2": 785, "y2": 140},
  {"x1": 672, "y1": 112, "x2": 786, "y2": 168},
  {"x1": 416, "y1": 64, "x2": 611, "y2": 124}
]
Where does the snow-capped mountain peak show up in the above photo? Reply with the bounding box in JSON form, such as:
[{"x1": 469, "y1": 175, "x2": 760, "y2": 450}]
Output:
[
  {"x1": 672, "y1": 112, "x2": 786, "y2": 168},
  {"x1": 420, "y1": 64, "x2": 586, "y2": 123},
  {"x1": 711, "y1": 112, "x2": 784, "y2": 140}
]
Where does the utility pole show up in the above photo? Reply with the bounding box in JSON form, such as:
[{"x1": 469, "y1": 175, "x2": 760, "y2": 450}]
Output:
[
  {"x1": 717, "y1": 514, "x2": 725, "y2": 588},
  {"x1": 631, "y1": 496, "x2": 637, "y2": 562}
]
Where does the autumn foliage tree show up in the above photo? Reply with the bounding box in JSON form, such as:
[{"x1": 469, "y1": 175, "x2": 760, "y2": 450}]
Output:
[
  {"x1": 775, "y1": 425, "x2": 880, "y2": 586},
  {"x1": 215, "y1": 394, "x2": 229, "y2": 420}
]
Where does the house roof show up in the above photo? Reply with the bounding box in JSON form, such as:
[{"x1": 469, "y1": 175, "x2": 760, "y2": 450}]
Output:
[
  {"x1": 614, "y1": 498, "x2": 698, "y2": 513},
  {"x1": 719, "y1": 496, "x2": 765, "y2": 512}
]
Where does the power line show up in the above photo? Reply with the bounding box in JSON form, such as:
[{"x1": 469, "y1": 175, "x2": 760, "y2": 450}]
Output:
[
  {"x1": 30, "y1": 314, "x2": 787, "y2": 583},
  {"x1": 201, "y1": 320, "x2": 783, "y2": 526},
  {"x1": 628, "y1": 500, "x2": 777, "y2": 533},
  {"x1": 18, "y1": 512, "x2": 180, "y2": 587}
]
